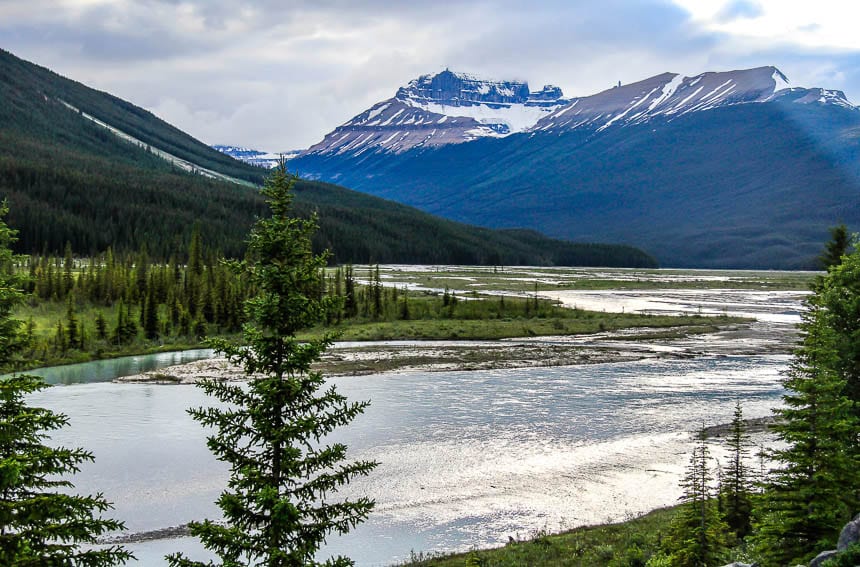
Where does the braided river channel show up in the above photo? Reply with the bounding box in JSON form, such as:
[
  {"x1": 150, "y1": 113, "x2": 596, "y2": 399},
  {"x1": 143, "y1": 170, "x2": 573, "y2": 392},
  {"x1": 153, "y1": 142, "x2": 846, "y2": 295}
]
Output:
[{"x1": 25, "y1": 270, "x2": 809, "y2": 565}]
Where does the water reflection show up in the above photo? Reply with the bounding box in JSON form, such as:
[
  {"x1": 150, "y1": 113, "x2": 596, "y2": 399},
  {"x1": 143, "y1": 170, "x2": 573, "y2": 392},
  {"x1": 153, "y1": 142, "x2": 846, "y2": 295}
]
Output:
[
  {"x1": 18, "y1": 349, "x2": 215, "y2": 384},
  {"x1": 31, "y1": 355, "x2": 787, "y2": 565}
]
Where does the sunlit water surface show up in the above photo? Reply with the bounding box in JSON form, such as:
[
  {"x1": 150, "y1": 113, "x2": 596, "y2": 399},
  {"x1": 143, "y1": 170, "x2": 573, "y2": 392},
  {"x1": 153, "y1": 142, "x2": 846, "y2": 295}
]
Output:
[{"x1": 31, "y1": 355, "x2": 787, "y2": 565}]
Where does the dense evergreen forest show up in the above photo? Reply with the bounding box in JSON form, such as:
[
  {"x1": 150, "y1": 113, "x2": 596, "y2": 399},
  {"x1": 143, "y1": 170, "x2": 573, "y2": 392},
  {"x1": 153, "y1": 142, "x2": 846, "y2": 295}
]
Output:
[{"x1": 0, "y1": 48, "x2": 657, "y2": 268}]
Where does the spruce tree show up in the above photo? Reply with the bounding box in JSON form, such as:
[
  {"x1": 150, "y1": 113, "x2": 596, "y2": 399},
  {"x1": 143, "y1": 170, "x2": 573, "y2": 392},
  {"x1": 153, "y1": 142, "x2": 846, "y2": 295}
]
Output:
[
  {"x1": 168, "y1": 164, "x2": 377, "y2": 567},
  {"x1": 721, "y1": 401, "x2": 753, "y2": 540},
  {"x1": 752, "y1": 300, "x2": 857, "y2": 565},
  {"x1": 663, "y1": 432, "x2": 730, "y2": 567},
  {"x1": 820, "y1": 224, "x2": 851, "y2": 269},
  {"x1": 0, "y1": 377, "x2": 132, "y2": 566},
  {"x1": 0, "y1": 203, "x2": 130, "y2": 566}
]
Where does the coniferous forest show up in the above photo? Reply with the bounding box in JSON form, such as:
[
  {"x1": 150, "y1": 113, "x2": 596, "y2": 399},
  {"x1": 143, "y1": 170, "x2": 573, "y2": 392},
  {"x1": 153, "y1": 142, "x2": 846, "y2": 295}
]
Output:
[{"x1": 0, "y1": 48, "x2": 657, "y2": 268}]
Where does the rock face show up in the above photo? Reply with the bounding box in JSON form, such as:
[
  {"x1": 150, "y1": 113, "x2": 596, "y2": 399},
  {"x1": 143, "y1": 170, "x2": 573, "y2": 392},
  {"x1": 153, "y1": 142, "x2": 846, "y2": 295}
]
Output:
[
  {"x1": 809, "y1": 549, "x2": 839, "y2": 567},
  {"x1": 301, "y1": 69, "x2": 568, "y2": 155},
  {"x1": 837, "y1": 513, "x2": 860, "y2": 550},
  {"x1": 804, "y1": 512, "x2": 860, "y2": 566}
]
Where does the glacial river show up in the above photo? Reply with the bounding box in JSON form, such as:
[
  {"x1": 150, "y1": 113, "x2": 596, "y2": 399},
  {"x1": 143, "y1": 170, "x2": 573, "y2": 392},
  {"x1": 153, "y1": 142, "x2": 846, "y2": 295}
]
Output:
[
  {"x1": 29, "y1": 354, "x2": 788, "y2": 566},
  {"x1": 23, "y1": 268, "x2": 808, "y2": 565}
]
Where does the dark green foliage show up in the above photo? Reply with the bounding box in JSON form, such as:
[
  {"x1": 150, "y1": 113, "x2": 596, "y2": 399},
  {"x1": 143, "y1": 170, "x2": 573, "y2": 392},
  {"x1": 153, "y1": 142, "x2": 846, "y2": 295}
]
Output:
[
  {"x1": 815, "y1": 248, "x2": 860, "y2": 412},
  {"x1": 661, "y1": 433, "x2": 730, "y2": 566},
  {"x1": 0, "y1": 204, "x2": 130, "y2": 566},
  {"x1": 752, "y1": 298, "x2": 858, "y2": 565},
  {"x1": 0, "y1": 204, "x2": 25, "y2": 368},
  {"x1": 822, "y1": 542, "x2": 860, "y2": 566},
  {"x1": 168, "y1": 166, "x2": 376, "y2": 566},
  {"x1": 720, "y1": 402, "x2": 753, "y2": 540},
  {"x1": 0, "y1": 376, "x2": 131, "y2": 566},
  {"x1": 820, "y1": 224, "x2": 851, "y2": 269}
]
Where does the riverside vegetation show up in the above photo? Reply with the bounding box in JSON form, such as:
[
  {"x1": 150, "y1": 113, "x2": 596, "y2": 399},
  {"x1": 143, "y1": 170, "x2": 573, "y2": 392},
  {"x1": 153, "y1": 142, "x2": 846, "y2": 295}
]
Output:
[{"x1": 4, "y1": 241, "x2": 743, "y2": 373}]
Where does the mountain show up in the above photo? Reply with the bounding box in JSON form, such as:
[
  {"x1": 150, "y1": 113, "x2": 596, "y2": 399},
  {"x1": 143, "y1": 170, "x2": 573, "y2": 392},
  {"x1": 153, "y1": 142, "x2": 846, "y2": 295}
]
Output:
[
  {"x1": 212, "y1": 145, "x2": 300, "y2": 169},
  {"x1": 302, "y1": 69, "x2": 568, "y2": 157},
  {"x1": 0, "y1": 48, "x2": 655, "y2": 267},
  {"x1": 291, "y1": 66, "x2": 860, "y2": 268}
]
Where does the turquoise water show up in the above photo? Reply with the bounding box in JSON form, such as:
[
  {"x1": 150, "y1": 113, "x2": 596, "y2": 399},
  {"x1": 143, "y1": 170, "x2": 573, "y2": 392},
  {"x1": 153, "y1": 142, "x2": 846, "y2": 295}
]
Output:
[{"x1": 18, "y1": 349, "x2": 215, "y2": 384}]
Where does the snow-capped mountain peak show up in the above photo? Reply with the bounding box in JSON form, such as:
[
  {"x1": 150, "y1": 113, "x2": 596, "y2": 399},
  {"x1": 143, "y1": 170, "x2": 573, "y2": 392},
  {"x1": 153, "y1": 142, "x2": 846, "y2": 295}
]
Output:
[
  {"x1": 534, "y1": 66, "x2": 812, "y2": 133},
  {"x1": 300, "y1": 66, "x2": 856, "y2": 157},
  {"x1": 303, "y1": 70, "x2": 568, "y2": 156}
]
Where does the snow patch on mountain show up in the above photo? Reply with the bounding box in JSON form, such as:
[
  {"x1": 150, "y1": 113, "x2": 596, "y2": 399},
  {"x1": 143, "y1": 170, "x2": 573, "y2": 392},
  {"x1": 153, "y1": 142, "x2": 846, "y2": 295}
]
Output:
[{"x1": 212, "y1": 145, "x2": 300, "y2": 168}]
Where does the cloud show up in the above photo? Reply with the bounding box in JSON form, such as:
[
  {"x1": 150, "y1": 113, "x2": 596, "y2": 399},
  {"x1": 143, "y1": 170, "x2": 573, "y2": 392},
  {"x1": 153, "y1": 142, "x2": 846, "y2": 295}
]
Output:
[
  {"x1": 0, "y1": 0, "x2": 859, "y2": 149},
  {"x1": 716, "y1": 1, "x2": 763, "y2": 23}
]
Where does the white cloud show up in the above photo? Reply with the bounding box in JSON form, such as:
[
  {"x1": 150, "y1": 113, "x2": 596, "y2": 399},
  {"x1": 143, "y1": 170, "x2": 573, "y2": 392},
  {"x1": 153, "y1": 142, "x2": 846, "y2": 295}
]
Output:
[
  {"x1": 672, "y1": 0, "x2": 860, "y2": 50},
  {"x1": 1, "y1": 0, "x2": 859, "y2": 149}
]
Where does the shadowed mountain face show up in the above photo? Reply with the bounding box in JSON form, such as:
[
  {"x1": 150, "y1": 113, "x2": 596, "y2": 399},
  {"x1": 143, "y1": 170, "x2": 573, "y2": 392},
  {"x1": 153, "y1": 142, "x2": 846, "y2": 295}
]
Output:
[{"x1": 292, "y1": 66, "x2": 860, "y2": 268}]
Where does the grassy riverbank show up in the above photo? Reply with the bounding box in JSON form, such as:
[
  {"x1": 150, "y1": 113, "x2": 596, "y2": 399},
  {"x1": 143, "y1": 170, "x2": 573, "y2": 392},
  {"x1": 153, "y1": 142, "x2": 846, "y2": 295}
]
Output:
[
  {"x1": 400, "y1": 507, "x2": 681, "y2": 566},
  {"x1": 8, "y1": 258, "x2": 798, "y2": 373},
  {"x1": 313, "y1": 314, "x2": 741, "y2": 341}
]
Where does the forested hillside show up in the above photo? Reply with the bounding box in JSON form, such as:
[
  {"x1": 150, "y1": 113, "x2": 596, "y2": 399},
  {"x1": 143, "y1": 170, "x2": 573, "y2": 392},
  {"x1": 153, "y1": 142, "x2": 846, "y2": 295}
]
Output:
[
  {"x1": 293, "y1": 71, "x2": 860, "y2": 269},
  {"x1": 0, "y1": 48, "x2": 657, "y2": 267}
]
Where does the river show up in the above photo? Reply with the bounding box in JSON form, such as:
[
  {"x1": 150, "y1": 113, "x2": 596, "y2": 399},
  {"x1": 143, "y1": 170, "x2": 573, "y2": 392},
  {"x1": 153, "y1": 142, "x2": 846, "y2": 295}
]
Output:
[
  {"x1": 29, "y1": 353, "x2": 787, "y2": 566},
  {"x1": 21, "y1": 268, "x2": 806, "y2": 565}
]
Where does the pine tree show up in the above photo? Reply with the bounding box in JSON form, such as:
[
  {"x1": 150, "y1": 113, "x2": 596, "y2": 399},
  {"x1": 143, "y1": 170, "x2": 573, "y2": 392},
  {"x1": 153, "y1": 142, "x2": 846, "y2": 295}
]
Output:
[
  {"x1": 0, "y1": 377, "x2": 132, "y2": 566},
  {"x1": 721, "y1": 401, "x2": 753, "y2": 540},
  {"x1": 344, "y1": 265, "x2": 356, "y2": 318},
  {"x1": 0, "y1": 202, "x2": 130, "y2": 566},
  {"x1": 820, "y1": 224, "x2": 851, "y2": 269},
  {"x1": 94, "y1": 312, "x2": 107, "y2": 341},
  {"x1": 663, "y1": 432, "x2": 730, "y2": 567},
  {"x1": 143, "y1": 282, "x2": 159, "y2": 340},
  {"x1": 752, "y1": 299, "x2": 858, "y2": 566},
  {"x1": 65, "y1": 295, "x2": 79, "y2": 350},
  {"x1": 168, "y1": 164, "x2": 377, "y2": 567}
]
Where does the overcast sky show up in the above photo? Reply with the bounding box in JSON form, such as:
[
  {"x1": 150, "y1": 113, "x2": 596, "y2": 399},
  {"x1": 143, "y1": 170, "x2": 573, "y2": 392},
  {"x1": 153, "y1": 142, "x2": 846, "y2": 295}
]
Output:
[{"x1": 2, "y1": 0, "x2": 860, "y2": 150}]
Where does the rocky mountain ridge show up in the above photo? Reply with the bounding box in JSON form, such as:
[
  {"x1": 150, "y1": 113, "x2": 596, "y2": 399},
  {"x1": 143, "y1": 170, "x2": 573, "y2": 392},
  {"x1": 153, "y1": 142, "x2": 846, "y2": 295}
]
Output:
[
  {"x1": 299, "y1": 66, "x2": 854, "y2": 158},
  {"x1": 301, "y1": 69, "x2": 569, "y2": 155}
]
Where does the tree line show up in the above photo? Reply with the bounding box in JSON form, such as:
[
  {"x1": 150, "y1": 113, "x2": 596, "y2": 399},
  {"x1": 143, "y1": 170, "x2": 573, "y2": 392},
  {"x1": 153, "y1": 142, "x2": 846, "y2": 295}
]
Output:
[{"x1": 655, "y1": 225, "x2": 860, "y2": 566}]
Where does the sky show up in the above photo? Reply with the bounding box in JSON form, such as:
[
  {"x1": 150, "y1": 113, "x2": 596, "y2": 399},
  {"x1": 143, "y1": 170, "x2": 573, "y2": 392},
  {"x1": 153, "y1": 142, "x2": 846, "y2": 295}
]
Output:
[{"x1": 2, "y1": 0, "x2": 860, "y2": 151}]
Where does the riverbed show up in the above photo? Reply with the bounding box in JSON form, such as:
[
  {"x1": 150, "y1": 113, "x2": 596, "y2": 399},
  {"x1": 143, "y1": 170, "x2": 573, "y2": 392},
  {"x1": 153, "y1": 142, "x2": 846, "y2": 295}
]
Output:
[
  {"x1": 31, "y1": 354, "x2": 788, "y2": 565},
  {"x1": 24, "y1": 268, "x2": 807, "y2": 565}
]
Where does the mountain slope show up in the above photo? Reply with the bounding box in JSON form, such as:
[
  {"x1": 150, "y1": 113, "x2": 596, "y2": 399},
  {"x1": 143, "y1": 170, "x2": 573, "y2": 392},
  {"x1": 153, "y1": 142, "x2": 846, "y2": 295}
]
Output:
[
  {"x1": 0, "y1": 48, "x2": 655, "y2": 267},
  {"x1": 292, "y1": 67, "x2": 860, "y2": 268}
]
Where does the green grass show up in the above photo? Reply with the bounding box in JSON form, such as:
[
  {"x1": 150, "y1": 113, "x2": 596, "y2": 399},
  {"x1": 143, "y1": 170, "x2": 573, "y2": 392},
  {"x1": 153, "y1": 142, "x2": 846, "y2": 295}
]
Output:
[
  {"x1": 10, "y1": 299, "x2": 226, "y2": 371},
  {"x1": 307, "y1": 314, "x2": 742, "y2": 342},
  {"x1": 399, "y1": 507, "x2": 679, "y2": 566}
]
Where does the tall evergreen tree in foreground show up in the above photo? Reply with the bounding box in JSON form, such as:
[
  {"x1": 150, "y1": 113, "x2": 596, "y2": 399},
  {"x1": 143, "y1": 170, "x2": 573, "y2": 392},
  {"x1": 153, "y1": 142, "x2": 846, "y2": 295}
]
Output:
[
  {"x1": 168, "y1": 164, "x2": 377, "y2": 567},
  {"x1": 0, "y1": 203, "x2": 130, "y2": 566},
  {"x1": 752, "y1": 266, "x2": 859, "y2": 565}
]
